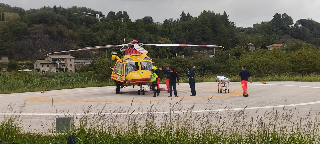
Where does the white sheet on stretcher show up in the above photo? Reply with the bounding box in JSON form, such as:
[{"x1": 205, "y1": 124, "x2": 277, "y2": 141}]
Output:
[{"x1": 217, "y1": 76, "x2": 230, "y2": 82}]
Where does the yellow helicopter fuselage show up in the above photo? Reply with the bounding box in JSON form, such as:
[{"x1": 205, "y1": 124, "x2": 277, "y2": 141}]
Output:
[{"x1": 111, "y1": 52, "x2": 153, "y2": 86}]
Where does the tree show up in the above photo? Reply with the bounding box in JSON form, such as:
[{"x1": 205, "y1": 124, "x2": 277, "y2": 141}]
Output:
[
  {"x1": 180, "y1": 11, "x2": 192, "y2": 22},
  {"x1": 281, "y1": 13, "x2": 293, "y2": 30},
  {"x1": 142, "y1": 16, "x2": 153, "y2": 25},
  {"x1": 106, "y1": 11, "x2": 117, "y2": 21},
  {"x1": 270, "y1": 13, "x2": 293, "y2": 33},
  {"x1": 53, "y1": 5, "x2": 57, "y2": 14},
  {"x1": 8, "y1": 60, "x2": 18, "y2": 71}
]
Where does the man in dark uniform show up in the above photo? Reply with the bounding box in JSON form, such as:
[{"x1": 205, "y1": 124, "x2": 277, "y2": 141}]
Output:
[
  {"x1": 168, "y1": 68, "x2": 179, "y2": 97},
  {"x1": 187, "y1": 66, "x2": 196, "y2": 96},
  {"x1": 238, "y1": 66, "x2": 252, "y2": 97},
  {"x1": 115, "y1": 81, "x2": 121, "y2": 94}
]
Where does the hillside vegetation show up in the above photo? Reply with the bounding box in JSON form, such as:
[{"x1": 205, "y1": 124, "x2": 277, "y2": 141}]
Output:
[{"x1": 0, "y1": 3, "x2": 320, "y2": 86}]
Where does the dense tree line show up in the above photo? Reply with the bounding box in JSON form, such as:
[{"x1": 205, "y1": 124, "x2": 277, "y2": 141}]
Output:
[{"x1": 1, "y1": 3, "x2": 320, "y2": 61}]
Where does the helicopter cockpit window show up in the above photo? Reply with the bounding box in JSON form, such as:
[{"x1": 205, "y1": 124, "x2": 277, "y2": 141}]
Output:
[
  {"x1": 125, "y1": 62, "x2": 139, "y2": 75},
  {"x1": 125, "y1": 58, "x2": 133, "y2": 61},
  {"x1": 143, "y1": 57, "x2": 150, "y2": 60},
  {"x1": 141, "y1": 61, "x2": 152, "y2": 70},
  {"x1": 114, "y1": 62, "x2": 123, "y2": 76}
]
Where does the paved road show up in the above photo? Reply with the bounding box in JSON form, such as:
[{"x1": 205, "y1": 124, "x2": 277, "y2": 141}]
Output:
[{"x1": 1, "y1": 81, "x2": 320, "y2": 133}]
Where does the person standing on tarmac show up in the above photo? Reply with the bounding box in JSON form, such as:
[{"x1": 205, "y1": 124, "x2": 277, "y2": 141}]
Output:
[
  {"x1": 238, "y1": 66, "x2": 252, "y2": 97},
  {"x1": 153, "y1": 66, "x2": 161, "y2": 96},
  {"x1": 187, "y1": 66, "x2": 196, "y2": 96},
  {"x1": 150, "y1": 69, "x2": 159, "y2": 97},
  {"x1": 168, "y1": 68, "x2": 179, "y2": 97},
  {"x1": 159, "y1": 66, "x2": 171, "y2": 93}
]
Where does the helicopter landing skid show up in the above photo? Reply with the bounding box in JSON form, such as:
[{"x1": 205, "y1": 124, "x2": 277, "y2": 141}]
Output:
[{"x1": 137, "y1": 85, "x2": 145, "y2": 95}]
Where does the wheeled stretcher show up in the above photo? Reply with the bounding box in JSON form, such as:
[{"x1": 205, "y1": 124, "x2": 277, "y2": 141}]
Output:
[{"x1": 216, "y1": 76, "x2": 230, "y2": 93}]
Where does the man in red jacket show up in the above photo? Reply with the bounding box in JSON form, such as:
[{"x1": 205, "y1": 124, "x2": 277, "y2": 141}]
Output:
[
  {"x1": 159, "y1": 66, "x2": 171, "y2": 93},
  {"x1": 238, "y1": 66, "x2": 252, "y2": 97}
]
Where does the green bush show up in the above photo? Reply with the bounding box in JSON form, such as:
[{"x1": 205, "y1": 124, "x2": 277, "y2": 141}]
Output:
[
  {"x1": 7, "y1": 60, "x2": 18, "y2": 71},
  {"x1": 152, "y1": 45, "x2": 320, "y2": 78},
  {"x1": 0, "y1": 71, "x2": 113, "y2": 94}
]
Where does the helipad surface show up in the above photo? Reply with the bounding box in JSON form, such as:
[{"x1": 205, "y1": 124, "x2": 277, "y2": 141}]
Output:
[{"x1": 1, "y1": 81, "x2": 320, "y2": 132}]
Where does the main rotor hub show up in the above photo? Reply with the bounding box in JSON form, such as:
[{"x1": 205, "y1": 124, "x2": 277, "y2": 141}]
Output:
[{"x1": 131, "y1": 40, "x2": 139, "y2": 44}]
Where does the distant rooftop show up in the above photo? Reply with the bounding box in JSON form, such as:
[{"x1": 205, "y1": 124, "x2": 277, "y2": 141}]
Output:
[
  {"x1": 37, "y1": 60, "x2": 55, "y2": 64},
  {"x1": 268, "y1": 44, "x2": 283, "y2": 47},
  {"x1": 74, "y1": 60, "x2": 94, "y2": 63}
]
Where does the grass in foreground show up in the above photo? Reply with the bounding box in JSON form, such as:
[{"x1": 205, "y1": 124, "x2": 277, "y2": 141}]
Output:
[{"x1": 0, "y1": 106, "x2": 320, "y2": 143}]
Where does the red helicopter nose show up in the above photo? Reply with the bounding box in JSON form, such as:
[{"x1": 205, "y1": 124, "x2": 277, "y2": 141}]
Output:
[{"x1": 131, "y1": 40, "x2": 138, "y2": 43}]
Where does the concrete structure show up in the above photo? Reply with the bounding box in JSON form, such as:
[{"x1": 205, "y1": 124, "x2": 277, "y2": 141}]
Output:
[
  {"x1": 1, "y1": 68, "x2": 7, "y2": 72},
  {"x1": 247, "y1": 43, "x2": 255, "y2": 52},
  {"x1": 74, "y1": 59, "x2": 93, "y2": 65},
  {"x1": 267, "y1": 44, "x2": 283, "y2": 50},
  {"x1": 18, "y1": 69, "x2": 33, "y2": 72},
  {"x1": 34, "y1": 55, "x2": 75, "y2": 73},
  {"x1": 0, "y1": 56, "x2": 9, "y2": 62}
]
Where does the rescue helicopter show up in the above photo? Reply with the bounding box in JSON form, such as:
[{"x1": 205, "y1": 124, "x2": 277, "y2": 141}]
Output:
[{"x1": 47, "y1": 39, "x2": 223, "y2": 95}]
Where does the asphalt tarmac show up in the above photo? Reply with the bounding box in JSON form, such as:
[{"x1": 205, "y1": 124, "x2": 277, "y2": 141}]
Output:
[{"x1": 1, "y1": 81, "x2": 320, "y2": 133}]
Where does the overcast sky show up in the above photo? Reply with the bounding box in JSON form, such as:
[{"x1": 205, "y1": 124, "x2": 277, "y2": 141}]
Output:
[{"x1": 2, "y1": 0, "x2": 320, "y2": 27}]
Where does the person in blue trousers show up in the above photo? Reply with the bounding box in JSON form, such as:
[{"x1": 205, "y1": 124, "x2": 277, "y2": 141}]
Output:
[{"x1": 187, "y1": 66, "x2": 196, "y2": 96}]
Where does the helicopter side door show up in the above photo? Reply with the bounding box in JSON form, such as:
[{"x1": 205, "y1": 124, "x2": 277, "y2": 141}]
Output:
[{"x1": 112, "y1": 62, "x2": 125, "y2": 82}]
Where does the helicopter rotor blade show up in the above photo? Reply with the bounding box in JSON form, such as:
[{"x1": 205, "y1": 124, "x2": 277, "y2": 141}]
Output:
[
  {"x1": 143, "y1": 44, "x2": 223, "y2": 48},
  {"x1": 46, "y1": 44, "x2": 127, "y2": 55}
]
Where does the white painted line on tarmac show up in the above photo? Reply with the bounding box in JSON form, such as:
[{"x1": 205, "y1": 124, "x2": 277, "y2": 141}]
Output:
[
  {"x1": 299, "y1": 86, "x2": 311, "y2": 88},
  {"x1": 311, "y1": 87, "x2": 320, "y2": 89},
  {"x1": 252, "y1": 84, "x2": 277, "y2": 86},
  {"x1": 93, "y1": 89, "x2": 99, "y2": 91},
  {"x1": 284, "y1": 85, "x2": 296, "y2": 87},
  {"x1": 2, "y1": 101, "x2": 320, "y2": 116},
  {"x1": 265, "y1": 84, "x2": 277, "y2": 85}
]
